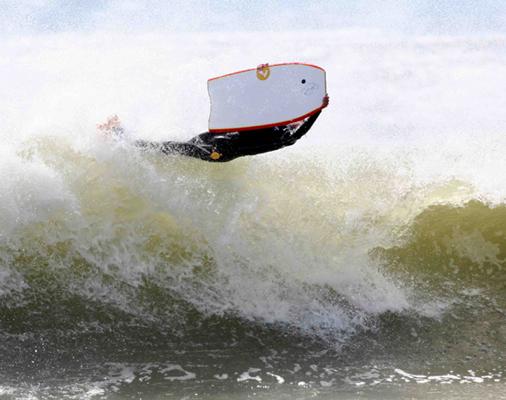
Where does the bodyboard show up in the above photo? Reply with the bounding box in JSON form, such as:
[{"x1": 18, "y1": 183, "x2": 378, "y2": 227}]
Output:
[{"x1": 208, "y1": 63, "x2": 326, "y2": 133}]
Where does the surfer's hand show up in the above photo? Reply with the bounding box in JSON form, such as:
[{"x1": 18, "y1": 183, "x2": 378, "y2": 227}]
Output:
[{"x1": 322, "y1": 94, "x2": 329, "y2": 108}]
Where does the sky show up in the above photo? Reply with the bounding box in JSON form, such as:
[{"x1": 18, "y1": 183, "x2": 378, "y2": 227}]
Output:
[{"x1": 1, "y1": 0, "x2": 506, "y2": 35}]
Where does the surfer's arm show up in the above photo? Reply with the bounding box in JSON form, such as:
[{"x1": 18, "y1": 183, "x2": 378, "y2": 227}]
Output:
[
  {"x1": 281, "y1": 110, "x2": 321, "y2": 146},
  {"x1": 281, "y1": 94, "x2": 328, "y2": 145}
]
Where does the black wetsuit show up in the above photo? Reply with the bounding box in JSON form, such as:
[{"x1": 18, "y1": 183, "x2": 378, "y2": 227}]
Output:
[{"x1": 136, "y1": 111, "x2": 321, "y2": 162}]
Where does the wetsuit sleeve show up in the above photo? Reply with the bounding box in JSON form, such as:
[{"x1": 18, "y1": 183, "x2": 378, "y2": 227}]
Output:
[{"x1": 282, "y1": 111, "x2": 322, "y2": 146}]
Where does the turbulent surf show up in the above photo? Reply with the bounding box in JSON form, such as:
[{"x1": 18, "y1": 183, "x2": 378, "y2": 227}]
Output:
[{"x1": 0, "y1": 30, "x2": 505, "y2": 399}]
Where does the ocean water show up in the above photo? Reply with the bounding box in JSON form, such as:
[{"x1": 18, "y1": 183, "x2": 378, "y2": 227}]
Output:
[{"x1": 0, "y1": 30, "x2": 505, "y2": 399}]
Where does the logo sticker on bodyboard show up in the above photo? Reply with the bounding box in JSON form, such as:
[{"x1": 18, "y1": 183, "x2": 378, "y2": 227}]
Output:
[{"x1": 256, "y1": 65, "x2": 270, "y2": 81}]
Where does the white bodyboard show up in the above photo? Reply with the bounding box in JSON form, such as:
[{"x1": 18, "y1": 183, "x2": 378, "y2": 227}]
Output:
[{"x1": 208, "y1": 63, "x2": 326, "y2": 132}]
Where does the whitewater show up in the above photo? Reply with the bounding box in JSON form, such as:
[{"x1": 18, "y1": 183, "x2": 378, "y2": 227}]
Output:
[{"x1": 0, "y1": 30, "x2": 505, "y2": 399}]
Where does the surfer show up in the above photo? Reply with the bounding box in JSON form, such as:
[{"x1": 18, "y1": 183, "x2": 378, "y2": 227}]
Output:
[
  {"x1": 98, "y1": 65, "x2": 328, "y2": 162},
  {"x1": 99, "y1": 96, "x2": 327, "y2": 162}
]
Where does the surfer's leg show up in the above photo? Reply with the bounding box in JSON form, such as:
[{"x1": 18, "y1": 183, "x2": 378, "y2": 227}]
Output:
[
  {"x1": 134, "y1": 139, "x2": 203, "y2": 156},
  {"x1": 168, "y1": 133, "x2": 240, "y2": 162},
  {"x1": 160, "y1": 141, "x2": 212, "y2": 160},
  {"x1": 134, "y1": 138, "x2": 230, "y2": 162}
]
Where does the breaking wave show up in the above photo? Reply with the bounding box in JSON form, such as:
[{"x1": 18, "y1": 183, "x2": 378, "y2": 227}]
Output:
[
  {"x1": 1, "y1": 31, "x2": 505, "y2": 398},
  {"x1": 0, "y1": 135, "x2": 504, "y2": 349}
]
